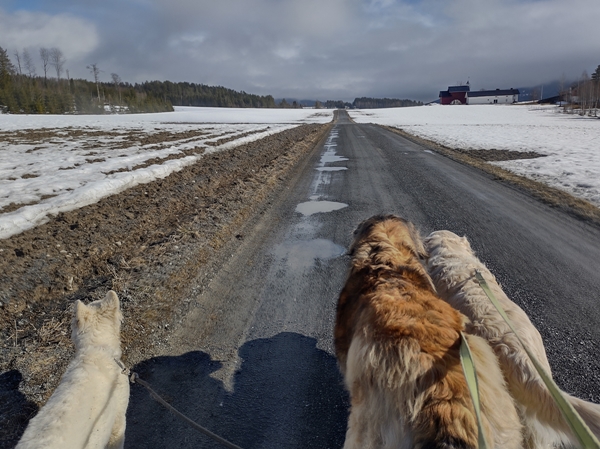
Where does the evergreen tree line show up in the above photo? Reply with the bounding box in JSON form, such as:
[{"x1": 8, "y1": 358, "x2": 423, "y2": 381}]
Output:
[
  {"x1": 138, "y1": 80, "x2": 277, "y2": 108},
  {"x1": 0, "y1": 46, "x2": 173, "y2": 114},
  {"x1": 1, "y1": 44, "x2": 425, "y2": 114},
  {"x1": 352, "y1": 97, "x2": 423, "y2": 109},
  {"x1": 320, "y1": 97, "x2": 422, "y2": 109},
  {"x1": 324, "y1": 100, "x2": 353, "y2": 109}
]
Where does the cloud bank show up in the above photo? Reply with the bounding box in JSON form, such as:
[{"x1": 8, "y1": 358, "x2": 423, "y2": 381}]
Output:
[{"x1": 1, "y1": 0, "x2": 598, "y2": 101}]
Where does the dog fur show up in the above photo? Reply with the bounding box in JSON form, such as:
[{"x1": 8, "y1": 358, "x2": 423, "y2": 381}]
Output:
[
  {"x1": 335, "y1": 215, "x2": 522, "y2": 449},
  {"x1": 16, "y1": 291, "x2": 130, "y2": 449},
  {"x1": 426, "y1": 230, "x2": 600, "y2": 448}
]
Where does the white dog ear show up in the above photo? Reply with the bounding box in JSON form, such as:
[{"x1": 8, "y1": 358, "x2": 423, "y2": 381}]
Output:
[
  {"x1": 461, "y1": 236, "x2": 472, "y2": 249},
  {"x1": 102, "y1": 291, "x2": 120, "y2": 310},
  {"x1": 74, "y1": 300, "x2": 93, "y2": 330},
  {"x1": 100, "y1": 290, "x2": 122, "y2": 323}
]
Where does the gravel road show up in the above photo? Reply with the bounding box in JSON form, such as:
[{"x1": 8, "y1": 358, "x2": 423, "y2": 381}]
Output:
[{"x1": 124, "y1": 110, "x2": 600, "y2": 448}]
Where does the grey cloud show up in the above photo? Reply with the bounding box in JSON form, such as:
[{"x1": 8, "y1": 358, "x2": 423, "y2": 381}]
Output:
[{"x1": 2, "y1": 0, "x2": 599, "y2": 101}]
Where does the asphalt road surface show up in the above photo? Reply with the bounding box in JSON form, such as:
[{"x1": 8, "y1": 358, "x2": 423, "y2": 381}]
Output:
[{"x1": 125, "y1": 110, "x2": 600, "y2": 448}]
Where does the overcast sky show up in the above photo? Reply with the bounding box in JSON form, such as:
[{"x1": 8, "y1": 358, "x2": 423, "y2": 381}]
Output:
[{"x1": 1, "y1": 0, "x2": 598, "y2": 102}]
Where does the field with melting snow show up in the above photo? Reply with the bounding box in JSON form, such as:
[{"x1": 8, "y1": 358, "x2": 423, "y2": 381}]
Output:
[{"x1": 0, "y1": 107, "x2": 332, "y2": 239}]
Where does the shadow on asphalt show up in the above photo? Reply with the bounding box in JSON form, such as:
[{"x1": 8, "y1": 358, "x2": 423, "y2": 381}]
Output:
[
  {"x1": 0, "y1": 370, "x2": 38, "y2": 449},
  {"x1": 125, "y1": 332, "x2": 349, "y2": 448}
]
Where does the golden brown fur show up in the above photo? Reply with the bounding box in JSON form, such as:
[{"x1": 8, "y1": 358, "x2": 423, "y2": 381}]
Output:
[
  {"x1": 426, "y1": 230, "x2": 600, "y2": 448},
  {"x1": 335, "y1": 215, "x2": 522, "y2": 449}
]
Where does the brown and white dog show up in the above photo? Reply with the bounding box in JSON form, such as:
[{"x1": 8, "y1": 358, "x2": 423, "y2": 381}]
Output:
[
  {"x1": 335, "y1": 215, "x2": 522, "y2": 449},
  {"x1": 426, "y1": 230, "x2": 600, "y2": 448}
]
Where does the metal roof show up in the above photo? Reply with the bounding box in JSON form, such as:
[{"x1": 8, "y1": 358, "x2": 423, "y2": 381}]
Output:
[
  {"x1": 468, "y1": 89, "x2": 520, "y2": 97},
  {"x1": 448, "y1": 85, "x2": 470, "y2": 93}
]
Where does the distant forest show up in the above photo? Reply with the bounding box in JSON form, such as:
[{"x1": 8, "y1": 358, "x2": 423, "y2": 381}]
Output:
[
  {"x1": 352, "y1": 97, "x2": 423, "y2": 108},
  {"x1": 141, "y1": 81, "x2": 277, "y2": 108},
  {"x1": 321, "y1": 97, "x2": 422, "y2": 109},
  {"x1": 0, "y1": 46, "x2": 174, "y2": 114},
  {"x1": 1, "y1": 44, "x2": 424, "y2": 114},
  {"x1": 0, "y1": 45, "x2": 278, "y2": 114}
]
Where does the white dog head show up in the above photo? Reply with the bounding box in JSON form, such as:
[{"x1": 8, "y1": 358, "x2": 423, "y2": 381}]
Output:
[
  {"x1": 425, "y1": 230, "x2": 473, "y2": 257},
  {"x1": 424, "y1": 230, "x2": 481, "y2": 291},
  {"x1": 72, "y1": 291, "x2": 123, "y2": 353}
]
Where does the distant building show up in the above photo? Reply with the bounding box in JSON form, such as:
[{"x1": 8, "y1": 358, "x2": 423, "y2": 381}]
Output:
[
  {"x1": 439, "y1": 85, "x2": 470, "y2": 105},
  {"x1": 467, "y1": 88, "x2": 520, "y2": 104},
  {"x1": 439, "y1": 85, "x2": 520, "y2": 105}
]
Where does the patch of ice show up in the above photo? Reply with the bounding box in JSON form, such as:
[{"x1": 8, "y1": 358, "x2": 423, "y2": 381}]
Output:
[
  {"x1": 274, "y1": 239, "x2": 346, "y2": 270},
  {"x1": 295, "y1": 201, "x2": 348, "y2": 216}
]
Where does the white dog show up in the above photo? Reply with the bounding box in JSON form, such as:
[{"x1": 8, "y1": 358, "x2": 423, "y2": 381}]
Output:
[
  {"x1": 426, "y1": 230, "x2": 600, "y2": 448},
  {"x1": 17, "y1": 291, "x2": 130, "y2": 449}
]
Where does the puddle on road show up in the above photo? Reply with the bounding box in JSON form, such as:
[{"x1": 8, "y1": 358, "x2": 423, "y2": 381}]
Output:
[
  {"x1": 310, "y1": 127, "x2": 350, "y2": 195},
  {"x1": 316, "y1": 167, "x2": 347, "y2": 172},
  {"x1": 274, "y1": 239, "x2": 346, "y2": 270},
  {"x1": 320, "y1": 150, "x2": 348, "y2": 165},
  {"x1": 295, "y1": 201, "x2": 348, "y2": 216},
  {"x1": 317, "y1": 129, "x2": 348, "y2": 169}
]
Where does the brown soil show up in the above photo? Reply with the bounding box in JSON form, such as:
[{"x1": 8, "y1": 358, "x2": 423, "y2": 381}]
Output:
[
  {"x1": 0, "y1": 128, "x2": 211, "y2": 146},
  {"x1": 382, "y1": 125, "x2": 600, "y2": 226},
  {"x1": 453, "y1": 148, "x2": 546, "y2": 162},
  {"x1": 204, "y1": 127, "x2": 270, "y2": 146},
  {"x1": 0, "y1": 122, "x2": 332, "y2": 448}
]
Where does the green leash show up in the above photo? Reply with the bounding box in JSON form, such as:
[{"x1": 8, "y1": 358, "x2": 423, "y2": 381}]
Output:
[
  {"x1": 459, "y1": 331, "x2": 489, "y2": 449},
  {"x1": 474, "y1": 270, "x2": 600, "y2": 449}
]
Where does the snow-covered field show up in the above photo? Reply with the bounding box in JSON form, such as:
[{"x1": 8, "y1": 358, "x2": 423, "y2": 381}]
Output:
[
  {"x1": 350, "y1": 105, "x2": 600, "y2": 208},
  {"x1": 0, "y1": 107, "x2": 333, "y2": 239}
]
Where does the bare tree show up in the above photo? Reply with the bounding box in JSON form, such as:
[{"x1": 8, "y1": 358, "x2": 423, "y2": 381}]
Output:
[
  {"x1": 558, "y1": 73, "x2": 567, "y2": 111},
  {"x1": 13, "y1": 49, "x2": 22, "y2": 75},
  {"x1": 49, "y1": 47, "x2": 66, "y2": 80},
  {"x1": 87, "y1": 63, "x2": 101, "y2": 101},
  {"x1": 23, "y1": 49, "x2": 36, "y2": 77},
  {"x1": 592, "y1": 65, "x2": 600, "y2": 116},
  {"x1": 579, "y1": 71, "x2": 590, "y2": 115},
  {"x1": 39, "y1": 47, "x2": 50, "y2": 81},
  {"x1": 111, "y1": 73, "x2": 122, "y2": 104}
]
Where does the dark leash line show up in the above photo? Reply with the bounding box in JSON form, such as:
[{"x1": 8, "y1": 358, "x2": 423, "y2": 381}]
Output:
[{"x1": 115, "y1": 360, "x2": 243, "y2": 449}]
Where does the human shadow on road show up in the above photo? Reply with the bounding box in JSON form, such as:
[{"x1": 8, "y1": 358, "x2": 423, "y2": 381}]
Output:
[
  {"x1": 125, "y1": 332, "x2": 348, "y2": 449},
  {"x1": 0, "y1": 370, "x2": 38, "y2": 449}
]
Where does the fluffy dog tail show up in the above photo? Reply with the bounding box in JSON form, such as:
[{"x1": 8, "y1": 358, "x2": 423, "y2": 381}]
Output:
[
  {"x1": 568, "y1": 394, "x2": 600, "y2": 444},
  {"x1": 521, "y1": 389, "x2": 600, "y2": 448}
]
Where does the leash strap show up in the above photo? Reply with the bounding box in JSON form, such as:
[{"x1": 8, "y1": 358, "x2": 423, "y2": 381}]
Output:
[
  {"x1": 123, "y1": 369, "x2": 243, "y2": 449},
  {"x1": 475, "y1": 270, "x2": 600, "y2": 449},
  {"x1": 459, "y1": 331, "x2": 489, "y2": 449}
]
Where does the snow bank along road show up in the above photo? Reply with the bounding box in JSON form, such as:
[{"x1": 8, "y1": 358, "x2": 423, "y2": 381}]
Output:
[{"x1": 123, "y1": 110, "x2": 600, "y2": 448}]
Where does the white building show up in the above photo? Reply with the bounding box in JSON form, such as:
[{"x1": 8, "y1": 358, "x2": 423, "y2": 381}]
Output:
[{"x1": 467, "y1": 88, "x2": 520, "y2": 104}]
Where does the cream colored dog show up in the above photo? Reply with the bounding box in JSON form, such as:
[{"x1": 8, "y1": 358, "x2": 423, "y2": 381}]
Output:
[
  {"x1": 426, "y1": 230, "x2": 600, "y2": 448},
  {"x1": 17, "y1": 291, "x2": 129, "y2": 449}
]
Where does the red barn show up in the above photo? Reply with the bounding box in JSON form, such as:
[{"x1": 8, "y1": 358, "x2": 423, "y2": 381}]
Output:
[{"x1": 439, "y1": 85, "x2": 470, "y2": 105}]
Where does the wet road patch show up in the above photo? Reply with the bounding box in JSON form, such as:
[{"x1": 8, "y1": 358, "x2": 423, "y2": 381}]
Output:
[
  {"x1": 274, "y1": 238, "x2": 346, "y2": 270},
  {"x1": 295, "y1": 201, "x2": 348, "y2": 216}
]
